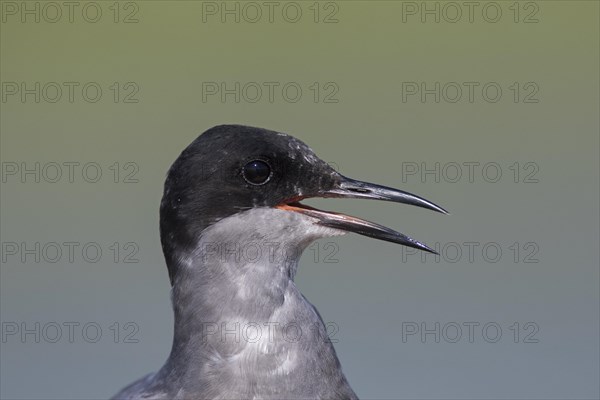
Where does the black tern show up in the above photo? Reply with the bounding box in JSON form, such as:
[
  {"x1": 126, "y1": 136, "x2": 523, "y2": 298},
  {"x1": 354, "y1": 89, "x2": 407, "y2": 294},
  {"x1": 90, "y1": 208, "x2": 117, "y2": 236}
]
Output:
[{"x1": 112, "y1": 125, "x2": 447, "y2": 400}]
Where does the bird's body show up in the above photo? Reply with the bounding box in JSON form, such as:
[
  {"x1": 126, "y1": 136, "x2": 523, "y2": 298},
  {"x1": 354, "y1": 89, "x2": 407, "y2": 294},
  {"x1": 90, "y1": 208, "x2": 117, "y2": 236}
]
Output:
[{"x1": 112, "y1": 125, "x2": 446, "y2": 399}]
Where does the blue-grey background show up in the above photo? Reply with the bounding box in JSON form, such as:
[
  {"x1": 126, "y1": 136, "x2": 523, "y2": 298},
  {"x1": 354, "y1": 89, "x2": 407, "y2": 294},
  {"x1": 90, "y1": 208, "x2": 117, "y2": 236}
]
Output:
[{"x1": 1, "y1": 1, "x2": 598, "y2": 399}]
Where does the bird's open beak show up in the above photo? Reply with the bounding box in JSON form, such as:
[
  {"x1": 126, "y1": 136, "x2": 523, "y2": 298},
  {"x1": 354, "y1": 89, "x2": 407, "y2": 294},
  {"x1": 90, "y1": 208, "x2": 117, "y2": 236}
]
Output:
[{"x1": 276, "y1": 176, "x2": 448, "y2": 254}]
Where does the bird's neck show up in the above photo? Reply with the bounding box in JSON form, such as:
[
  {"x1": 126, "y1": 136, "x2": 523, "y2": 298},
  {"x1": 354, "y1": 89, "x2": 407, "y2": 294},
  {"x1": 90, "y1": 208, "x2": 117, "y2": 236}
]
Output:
[
  {"x1": 155, "y1": 209, "x2": 355, "y2": 397},
  {"x1": 162, "y1": 208, "x2": 340, "y2": 378},
  {"x1": 167, "y1": 240, "x2": 300, "y2": 359}
]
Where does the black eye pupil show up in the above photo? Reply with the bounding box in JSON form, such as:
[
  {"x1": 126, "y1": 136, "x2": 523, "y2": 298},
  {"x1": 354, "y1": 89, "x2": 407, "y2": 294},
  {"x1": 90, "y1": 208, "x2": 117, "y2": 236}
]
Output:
[{"x1": 243, "y1": 160, "x2": 271, "y2": 185}]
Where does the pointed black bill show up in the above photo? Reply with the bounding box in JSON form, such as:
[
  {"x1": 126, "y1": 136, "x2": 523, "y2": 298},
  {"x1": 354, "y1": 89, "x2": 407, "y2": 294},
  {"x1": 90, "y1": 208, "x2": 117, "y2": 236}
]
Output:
[
  {"x1": 325, "y1": 176, "x2": 448, "y2": 214},
  {"x1": 276, "y1": 175, "x2": 447, "y2": 254}
]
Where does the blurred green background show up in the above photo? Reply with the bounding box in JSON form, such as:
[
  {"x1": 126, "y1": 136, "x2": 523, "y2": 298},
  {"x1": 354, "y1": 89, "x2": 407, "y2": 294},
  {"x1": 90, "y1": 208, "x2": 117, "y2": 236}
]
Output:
[{"x1": 1, "y1": 1, "x2": 598, "y2": 399}]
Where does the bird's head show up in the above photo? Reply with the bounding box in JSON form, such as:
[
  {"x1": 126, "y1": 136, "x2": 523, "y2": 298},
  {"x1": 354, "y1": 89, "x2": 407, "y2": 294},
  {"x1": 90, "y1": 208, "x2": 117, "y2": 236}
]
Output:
[{"x1": 160, "y1": 125, "x2": 447, "y2": 285}]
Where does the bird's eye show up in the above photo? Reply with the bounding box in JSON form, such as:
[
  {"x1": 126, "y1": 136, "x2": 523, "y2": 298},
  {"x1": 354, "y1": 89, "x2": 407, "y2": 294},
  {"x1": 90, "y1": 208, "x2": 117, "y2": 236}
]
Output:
[{"x1": 242, "y1": 160, "x2": 272, "y2": 185}]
